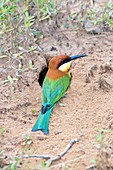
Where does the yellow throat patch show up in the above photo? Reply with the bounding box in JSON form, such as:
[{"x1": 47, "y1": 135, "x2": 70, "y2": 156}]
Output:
[{"x1": 58, "y1": 61, "x2": 72, "y2": 77}]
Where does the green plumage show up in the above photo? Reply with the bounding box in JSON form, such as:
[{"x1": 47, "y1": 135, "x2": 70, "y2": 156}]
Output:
[
  {"x1": 32, "y1": 75, "x2": 70, "y2": 134},
  {"x1": 32, "y1": 54, "x2": 87, "y2": 134}
]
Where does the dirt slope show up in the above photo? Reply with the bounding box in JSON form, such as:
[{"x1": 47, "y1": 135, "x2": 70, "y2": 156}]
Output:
[
  {"x1": 0, "y1": 31, "x2": 113, "y2": 169},
  {"x1": 0, "y1": 1, "x2": 113, "y2": 169}
]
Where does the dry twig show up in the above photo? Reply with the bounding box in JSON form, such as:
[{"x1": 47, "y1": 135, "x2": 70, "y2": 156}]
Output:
[
  {"x1": 22, "y1": 154, "x2": 51, "y2": 159},
  {"x1": 86, "y1": 164, "x2": 96, "y2": 170},
  {"x1": 21, "y1": 138, "x2": 79, "y2": 166},
  {"x1": 46, "y1": 139, "x2": 79, "y2": 166}
]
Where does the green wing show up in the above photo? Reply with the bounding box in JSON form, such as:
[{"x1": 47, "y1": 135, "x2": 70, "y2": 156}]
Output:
[
  {"x1": 42, "y1": 75, "x2": 70, "y2": 107},
  {"x1": 32, "y1": 75, "x2": 70, "y2": 134}
]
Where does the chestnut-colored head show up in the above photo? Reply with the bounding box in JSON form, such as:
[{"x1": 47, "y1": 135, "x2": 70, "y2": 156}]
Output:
[
  {"x1": 49, "y1": 55, "x2": 70, "y2": 70},
  {"x1": 46, "y1": 54, "x2": 87, "y2": 80}
]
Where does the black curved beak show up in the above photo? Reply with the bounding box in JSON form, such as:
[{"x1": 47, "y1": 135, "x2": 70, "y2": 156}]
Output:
[{"x1": 69, "y1": 54, "x2": 87, "y2": 61}]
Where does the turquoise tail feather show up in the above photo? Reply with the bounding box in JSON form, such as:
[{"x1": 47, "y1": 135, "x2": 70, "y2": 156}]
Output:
[{"x1": 31, "y1": 108, "x2": 52, "y2": 134}]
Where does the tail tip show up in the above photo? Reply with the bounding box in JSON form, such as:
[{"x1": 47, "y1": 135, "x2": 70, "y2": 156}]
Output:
[{"x1": 31, "y1": 127, "x2": 49, "y2": 135}]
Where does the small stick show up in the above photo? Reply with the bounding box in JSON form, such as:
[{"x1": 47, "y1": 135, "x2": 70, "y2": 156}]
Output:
[
  {"x1": 21, "y1": 138, "x2": 79, "y2": 166},
  {"x1": 46, "y1": 139, "x2": 79, "y2": 166},
  {"x1": 22, "y1": 154, "x2": 51, "y2": 159},
  {"x1": 0, "y1": 55, "x2": 8, "y2": 59},
  {"x1": 86, "y1": 164, "x2": 96, "y2": 170}
]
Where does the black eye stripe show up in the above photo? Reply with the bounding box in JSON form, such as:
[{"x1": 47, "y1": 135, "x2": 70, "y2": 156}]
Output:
[{"x1": 57, "y1": 58, "x2": 70, "y2": 69}]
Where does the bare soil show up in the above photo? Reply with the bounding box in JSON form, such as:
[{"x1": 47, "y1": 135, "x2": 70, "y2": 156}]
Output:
[{"x1": 0, "y1": 1, "x2": 113, "y2": 170}]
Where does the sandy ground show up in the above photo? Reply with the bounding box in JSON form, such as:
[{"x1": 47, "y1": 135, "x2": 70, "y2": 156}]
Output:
[{"x1": 0, "y1": 1, "x2": 113, "y2": 170}]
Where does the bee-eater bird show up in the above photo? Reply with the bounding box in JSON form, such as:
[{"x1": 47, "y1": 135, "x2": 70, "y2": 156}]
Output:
[{"x1": 32, "y1": 54, "x2": 87, "y2": 134}]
